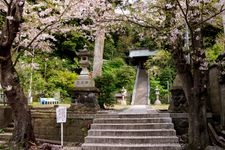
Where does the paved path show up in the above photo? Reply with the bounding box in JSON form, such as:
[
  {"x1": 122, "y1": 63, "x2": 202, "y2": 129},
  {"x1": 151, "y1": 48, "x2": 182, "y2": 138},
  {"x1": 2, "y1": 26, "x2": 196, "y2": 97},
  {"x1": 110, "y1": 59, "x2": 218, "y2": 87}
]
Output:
[{"x1": 119, "y1": 105, "x2": 157, "y2": 114}]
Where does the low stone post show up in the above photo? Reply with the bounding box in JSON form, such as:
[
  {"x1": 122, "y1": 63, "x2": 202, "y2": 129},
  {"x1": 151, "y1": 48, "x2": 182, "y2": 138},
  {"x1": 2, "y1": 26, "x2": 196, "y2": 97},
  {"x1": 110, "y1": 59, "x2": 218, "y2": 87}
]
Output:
[{"x1": 154, "y1": 86, "x2": 161, "y2": 105}]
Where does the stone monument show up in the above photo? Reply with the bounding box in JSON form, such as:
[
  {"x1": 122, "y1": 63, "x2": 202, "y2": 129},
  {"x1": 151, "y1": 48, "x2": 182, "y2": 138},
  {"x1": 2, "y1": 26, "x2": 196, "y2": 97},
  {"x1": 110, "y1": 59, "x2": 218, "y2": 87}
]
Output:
[
  {"x1": 168, "y1": 75, "x2": 188, "y2": 112},
  {"x1": 70, "y1": 45, "x2": 99, "y2": 113}
]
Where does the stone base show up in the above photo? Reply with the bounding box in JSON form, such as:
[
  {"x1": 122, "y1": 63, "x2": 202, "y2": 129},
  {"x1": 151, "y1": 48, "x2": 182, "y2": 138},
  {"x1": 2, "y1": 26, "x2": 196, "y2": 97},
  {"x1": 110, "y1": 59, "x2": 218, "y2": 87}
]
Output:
[
  {"x1": 154, "y1": 100, "x2": 161, "y2": 105},
  {"x1": 71, "y1": 87, "x2": 99, "y2": 105},
  {"x1": 168, "y1": 88, "x2": 188, "y2": 112},
  {"x1": 117, "y1": 99, "x2": 127, "y2": 105},
  {"x1": 69, "y1": 103, "x2": 99, "y2": 114}
]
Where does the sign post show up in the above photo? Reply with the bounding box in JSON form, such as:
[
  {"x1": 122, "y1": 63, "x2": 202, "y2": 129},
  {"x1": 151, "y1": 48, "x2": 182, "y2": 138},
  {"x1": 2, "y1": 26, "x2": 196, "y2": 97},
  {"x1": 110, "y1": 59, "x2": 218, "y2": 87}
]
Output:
[{"x1": 56, "y1": 106, "x2": 67, "y2": 147}]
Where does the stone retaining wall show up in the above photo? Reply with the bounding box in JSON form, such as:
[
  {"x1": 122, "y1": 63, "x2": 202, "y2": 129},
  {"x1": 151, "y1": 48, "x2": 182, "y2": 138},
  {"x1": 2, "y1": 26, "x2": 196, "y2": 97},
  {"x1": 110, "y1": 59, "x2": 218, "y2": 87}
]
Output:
[{"x1": 31, "y1": 108, "x2": 94, "y2": 144}]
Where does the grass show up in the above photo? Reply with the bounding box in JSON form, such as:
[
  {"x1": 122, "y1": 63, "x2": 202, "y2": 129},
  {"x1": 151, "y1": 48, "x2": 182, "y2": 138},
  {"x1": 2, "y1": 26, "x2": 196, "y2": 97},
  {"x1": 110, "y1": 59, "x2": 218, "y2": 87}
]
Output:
[
  {"x1": 110, "y1": 104, "x2": 169, "y2": 111},
  {"x1": 151, "y1": 104, "x2": 169, "y2": 110},
  {"x1": 110, "y1": 104, "x2": 129, "y2": 110},
  {"x1": 2, "y1": 101, "x2": 169, "y2": 110}
]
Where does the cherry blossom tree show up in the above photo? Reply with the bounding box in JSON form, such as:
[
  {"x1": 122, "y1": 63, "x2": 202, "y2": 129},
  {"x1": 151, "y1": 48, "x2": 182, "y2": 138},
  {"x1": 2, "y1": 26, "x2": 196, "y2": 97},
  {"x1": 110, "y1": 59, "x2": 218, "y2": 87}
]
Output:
[
  {"x1": 120, "y1": 0, "x2": 225, "y2": 149},
  {"x1": 165, "y1": 1, "x2": 225, "y2": 149},
  {"x1": 0, "y1": 0, "x2": 116, "y2": 148},
  {"x1": 14, "y1": 0, "x2": 117, "y2": 78},
  {"x1": 0, "y1": 0, "x2": 35, "y2": 149}
]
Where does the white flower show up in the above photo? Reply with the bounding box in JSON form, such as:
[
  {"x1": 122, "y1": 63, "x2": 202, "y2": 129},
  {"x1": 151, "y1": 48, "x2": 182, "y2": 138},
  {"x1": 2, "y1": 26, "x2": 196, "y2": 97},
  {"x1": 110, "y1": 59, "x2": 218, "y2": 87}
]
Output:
[
  {"x1": 19, "y1": 1, "x2": 24, "y2": 6},
  {"x1": 195, "y1": 28, "x2": 201, "y2": 32},
  {"x1": 6, "y1": 16, "x2": 14, "y2": 20},
  {"x1": 196, "y1": 36, "x2": 200, "y2": 40},
  {"x1": 165, "y1": 3, "x2": 173, "y2": 9}
]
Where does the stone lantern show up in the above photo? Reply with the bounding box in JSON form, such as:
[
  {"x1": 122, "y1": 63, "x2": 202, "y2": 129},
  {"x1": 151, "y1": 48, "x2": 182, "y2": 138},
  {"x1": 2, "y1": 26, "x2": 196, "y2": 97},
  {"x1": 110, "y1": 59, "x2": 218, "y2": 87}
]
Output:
[
  {"x1": 154, "y1": 86, "x2": 161, "y2": 105},
  {"x1": 70, "y1": 45, "x2": 99, "y2": 113},
  {"x1": 75, "y1": 45, "x2": 94, "y2": 88}
]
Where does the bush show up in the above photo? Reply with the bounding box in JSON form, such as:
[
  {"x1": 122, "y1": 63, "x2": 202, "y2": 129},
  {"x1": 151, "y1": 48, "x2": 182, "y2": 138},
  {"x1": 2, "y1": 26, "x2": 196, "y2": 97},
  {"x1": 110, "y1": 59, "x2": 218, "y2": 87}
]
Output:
[
  {"x1": 95, "y1": 58, "x2": 135, "y2": 108},
  {"x1": 95, "y1": 73, "x2": 116, "y2": 108}
]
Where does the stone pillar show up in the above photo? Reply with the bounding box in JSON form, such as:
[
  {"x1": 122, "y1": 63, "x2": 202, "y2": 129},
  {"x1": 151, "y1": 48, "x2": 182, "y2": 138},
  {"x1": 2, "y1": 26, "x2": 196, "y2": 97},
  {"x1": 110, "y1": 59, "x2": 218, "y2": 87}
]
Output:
[
  {"x1": 209, "y1": 65, "x2": 221, "y2": 115},
  {"x1": 93, "y1": 28, "x2": 105, "y2": 78}
]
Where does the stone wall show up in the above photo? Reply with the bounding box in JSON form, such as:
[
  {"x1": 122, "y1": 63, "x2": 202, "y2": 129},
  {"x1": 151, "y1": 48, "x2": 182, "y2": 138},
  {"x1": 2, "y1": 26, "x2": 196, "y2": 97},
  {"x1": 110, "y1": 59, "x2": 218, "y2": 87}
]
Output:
[
  {"x1": 31, "y1": 108, "x2": 94, "y2": 144},
  {"x1": 209, "y1": 65, "x2": 221, "y2": 115},
  {"x1": 170, "y1": 113, "x2": 212, "y2": 148},
  {"x1": 0, "y1": 106, "x2": 12, "y2": 128},
  {"x1": 220, "y1": 84, "x2": 225, "y2": 127}
]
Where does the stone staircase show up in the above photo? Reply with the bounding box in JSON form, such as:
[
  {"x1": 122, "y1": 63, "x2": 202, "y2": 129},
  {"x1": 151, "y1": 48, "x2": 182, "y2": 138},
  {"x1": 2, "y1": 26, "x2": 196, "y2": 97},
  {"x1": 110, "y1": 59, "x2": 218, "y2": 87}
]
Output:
[
  {"x1": 132, "y1": 69, "x2": 149, "y2": 105},
  {"x1": 0, "y1": 122, "x2": 13, "y2": 147},
  {"x1": 81, "y1": 106, "x2": 181, "y2": 150}
]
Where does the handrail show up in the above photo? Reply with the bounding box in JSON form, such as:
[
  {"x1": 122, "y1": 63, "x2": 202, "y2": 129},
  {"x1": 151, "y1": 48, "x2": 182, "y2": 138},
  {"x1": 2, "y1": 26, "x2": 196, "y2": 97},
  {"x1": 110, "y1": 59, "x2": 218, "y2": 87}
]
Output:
[{"x1": 131, "y1": 66, "x2": 140, "y2": 105}]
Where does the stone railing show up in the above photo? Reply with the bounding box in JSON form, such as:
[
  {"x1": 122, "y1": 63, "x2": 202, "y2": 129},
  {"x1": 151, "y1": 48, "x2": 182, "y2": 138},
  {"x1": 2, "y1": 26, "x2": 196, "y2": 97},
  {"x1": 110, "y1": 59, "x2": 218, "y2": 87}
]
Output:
[{"x1": 131, "y1": 66, "x2": 140, "y2": 105}]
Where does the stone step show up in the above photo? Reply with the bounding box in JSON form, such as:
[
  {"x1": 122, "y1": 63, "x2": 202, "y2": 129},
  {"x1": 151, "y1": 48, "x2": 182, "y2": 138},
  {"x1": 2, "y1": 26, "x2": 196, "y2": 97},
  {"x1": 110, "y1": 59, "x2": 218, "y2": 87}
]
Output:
[
  {"x1": 7, "y1": 122, "x2": 14, "y2": 128},
  {"x1": 93, "y1": 117, "x2": 172, "y2": 124},
  {"x1": 0, "y1": 140, "x2": 7, "y2": 145},
  {"x1": 91, "y1": 123, "x2": 174, "y2": 130},
  {"x1": 82, "y1": 143, "x2": 182, "y2": 150},
  {"x1": 0, "y1": 140, "x2": 8, "y2": 149},
  {"x1": 96, "y1": 113, "x2": 170, "y2": 118},
  {"x1": 0, "y1": 132, "x2": 12, "y2": 141},
  {"x1": 88, "y1": 129, "x2": 176, "y2": 136},
  {"x1": 3, "y1": 127, "x2": 14, "y2": 132},
  {"x1": 85, "y1": 136, "x2": 179, "y2": 144}
]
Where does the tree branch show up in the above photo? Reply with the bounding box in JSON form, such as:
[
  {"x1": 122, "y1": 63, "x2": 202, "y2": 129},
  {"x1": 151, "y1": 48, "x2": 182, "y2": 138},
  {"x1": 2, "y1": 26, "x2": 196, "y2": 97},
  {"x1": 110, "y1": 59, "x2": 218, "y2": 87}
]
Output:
[
  {"x1": 194, "y1": 5, "x2": 225, "y2": 27},
  {"x1": 176, "y1": 0, "x2": 191, "y2": 29},
  {"x1": 2, "y1": 0, "x2": 9, "y2": 6},
  {"x1": 13, "y1": 0, "x2": 76, "y2": 66}
]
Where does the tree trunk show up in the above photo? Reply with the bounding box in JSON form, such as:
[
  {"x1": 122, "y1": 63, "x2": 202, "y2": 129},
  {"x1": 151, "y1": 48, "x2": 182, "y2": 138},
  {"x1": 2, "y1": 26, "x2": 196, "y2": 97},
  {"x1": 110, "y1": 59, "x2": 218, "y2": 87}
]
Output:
[
  {"x1": 172, "y1": 34, "x2": 208, "y2": 149},
  {"x1": 0, "y1": 50, "x2": 35, "y2": 149},
  {"x1": 188, "y1": 68, "x2": 208, "y2": 150},
  {"x1": 93, "y1": 27, "x2": 105, "y2": 78}
]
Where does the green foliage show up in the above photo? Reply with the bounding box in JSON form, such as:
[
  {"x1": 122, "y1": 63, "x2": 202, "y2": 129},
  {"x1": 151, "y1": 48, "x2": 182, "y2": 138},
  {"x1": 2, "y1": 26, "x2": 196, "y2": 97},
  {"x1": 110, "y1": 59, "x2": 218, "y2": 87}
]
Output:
[
  {"x1": 203, "y1": 24, "x2": 222, "y2": 48},
  {"x1": 159, "y1": 67, "x2": 176, "y2": 89},
  {"x1": 145, "y1": 50, "x2": 176, "y2": 104},
  {"x1": 103, "y1": 57, "x2": 126, "y2": 71},
  {"x1": 17, "y1": 53, "x2": 78, "y2": 102},
  {"x1": 0, "y1": 13, "x2": 5, "y2": 29},
  {"x1": 206, "y1": 43, "x2": 224, "y2": 62},
  {"x1": 53, "y1": 31, "x2": 93, "y2": 62},
  {"x1": 0, "y1": 128, "x2": 4, "y2": 133},
  {"x1": 145, "y1": 50, "x2": 172, "y2": 68},
  {"x1": 111, "y1": 25, "x2": 157, "y2": 54},
  {"x1": 95, "y1": 58, "x2": 135, "y2": 108},
  {"x1": 103, "y1": 37, "x2": 118, "y2": 60},
  {"x1": 150, "y1": 79, "x2": 170, "y2": 104},
  {"x1": 95, "y1": 73, "x2": 116, "y2": 108},
  {"x1": 46, "y1": 70, "x2": 77, "y2": 97},
  {"x1": 114, "y1": 66, "x2": 136, "y2": 91}
]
